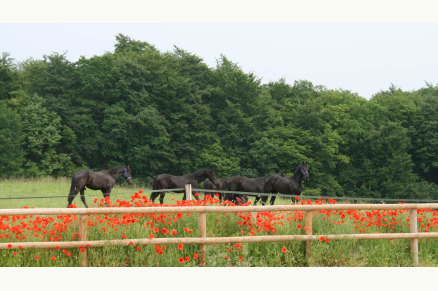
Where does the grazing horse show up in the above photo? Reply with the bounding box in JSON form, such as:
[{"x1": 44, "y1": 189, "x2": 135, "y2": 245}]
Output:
[
  {"x1": 223, "y1": 172, "x2": 286, "y2": 205},
  {"x1": 150, "y1": 169, "x2": 220, "y2": 204},
  {"x1": 203, "y1": 178, "x2": 225, "y2": 200},
  {"x1": 263, "y1": 162, "x2": 310, "y2": 205},
  {"x1": 67, "y1": 165, "x2": 132, "y2": 208},
  {"x1": 222, "y1": 175, "x2": 268, "y2": 205}
]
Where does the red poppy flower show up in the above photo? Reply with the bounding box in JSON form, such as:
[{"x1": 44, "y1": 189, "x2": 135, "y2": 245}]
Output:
[
  {"x1": 193, "y1": 253, "x2": 198, "y2": 259},
  {"x1": 281, "y1": 247, "x2": 287, "y2": 253},
  {"x1": 161, "y1": 228, "x2": 169, "y2": 235},
  {"x1": 121, "y1": 234, "x2": 127, "y2": 239},
  {"x1": 136, "y1": 246, "x2": 141, "y2": 251},
  {"x1": 13, "y1": 252, "x2": 17, "y2": 256},
  {"x1": 171, "y1": 229, "x2": 177, "y2": 236},
  {"x1": 128, "y1": 241, "x2": 133, "y2": 245},
  {"x1": 227, "y1": 248, "x2": 232, "y2": 253},
  {"x1": 153, "y1": 228, "x2": 159, "y2": 233},
  {"x1": 67, "y1": 252, "x2": 71, "y2": 257},
  {"x1": 177, "y1": 243, "x2": 184, "y2": 250},
  {"x1": 178, "y1": 257, "x2": 184, "y2": 263},
  {"x1": 325, "y1": 238, "x2": 331, "y2": 243},
  {"x1": 149, "y1": 233, "x2": 154, "y2": 239},
  {"x1": 34, "y1": 255, "x2": 39, "y2": 260},
  {"x1": 295, "y1": 196, "x2": 300, "y2": 200},
  {"x1": 51, "y1": 256, "x2": 56, "y2": 261},
  {"x1": 319, "y1": 236, "x2": 324, "y2": 242},
  {"x1": 7, "y1": 244, "x2": 12, "y2": 249},
  {"x1": 239, "y1": 256, "x2": 243, "y2": 261},
  {"x1": 185, "y1": 256, "x2": 190, "y2": 262},
  {"x1": 296, "y1": 224, "x2": 302, "y2": 230}
]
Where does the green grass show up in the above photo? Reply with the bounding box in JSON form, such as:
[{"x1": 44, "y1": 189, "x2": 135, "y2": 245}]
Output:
[{"x1": 1, "y1": 177, "x2": 438, "y2": 267}]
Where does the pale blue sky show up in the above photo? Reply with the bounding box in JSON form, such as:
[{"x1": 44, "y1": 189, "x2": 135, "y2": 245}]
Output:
[{"x1": 2, "y1": 23, "x2": 438, "y2": 99}]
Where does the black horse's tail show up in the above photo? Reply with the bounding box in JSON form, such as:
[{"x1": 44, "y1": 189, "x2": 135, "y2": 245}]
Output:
[
  {"x1": 152, "y1": 175, "x2": 160, "y2": 190},
  {"x1": 69, "y1": 175, "x2": 77, "y2": 196}
]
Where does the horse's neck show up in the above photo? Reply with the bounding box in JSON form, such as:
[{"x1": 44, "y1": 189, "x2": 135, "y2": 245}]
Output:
[
  {"x1": 109, "y1": 167, "x2": 124, "y2": 179},
  {"x1": 190, "y1": 170, "x2": 208, "y2": 182},
  {"x1": 290, "y1": 167, "x2": 303, "y2": 183}
]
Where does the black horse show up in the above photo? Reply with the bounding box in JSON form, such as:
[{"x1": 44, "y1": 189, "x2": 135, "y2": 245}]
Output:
[
  {"x1": 222, "y1": 175, "x2": 268, "y2": 205},
  {"x1": 222, "y1": 172, "x2": 286, "y2": 205},
  {"x1": 203, "y1": 178, "x2": 225, "y2": 200},
  {"x1": 150, "y1": 169, "x2": 220, "y2": 204},
  {"x1": 263, "y1": 162, "x2": 310, "y2": 205},
  {"x1": 67, "y1": 165, "x2": 132, "y2": 208}
]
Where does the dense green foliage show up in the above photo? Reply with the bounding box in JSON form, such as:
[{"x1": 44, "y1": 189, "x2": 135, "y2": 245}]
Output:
[{"x1": 1, "y1": 35, "x2": 438, "y2": 200}]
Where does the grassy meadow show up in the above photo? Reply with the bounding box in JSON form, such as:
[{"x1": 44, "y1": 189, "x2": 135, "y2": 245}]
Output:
[{"x1": 1, "y1": 178, "x2": 438, "y2": 267}]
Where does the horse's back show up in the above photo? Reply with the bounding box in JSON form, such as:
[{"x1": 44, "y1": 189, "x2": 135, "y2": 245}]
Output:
[
  {"x1": 271, "y1": 175, "x2": 301, "y2": 194},
  {"x1": 264, "y1": 175, "x2": 283, "y2": 192},
  {"x1": 240, "y1": 175, "x2": 270, "y2": 192},
  {"x1": 153, "y1": 174, "x2": 176, "y2": 189},
  {"x1": 204, "y1": 178, "x2": 224, "y2": 190},
  {"x1": 223, "y1": 176, "x2": 243, "y2": 191}
]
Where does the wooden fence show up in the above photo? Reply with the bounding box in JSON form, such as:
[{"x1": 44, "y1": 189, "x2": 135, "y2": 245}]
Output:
[{"x1": 1, "y1": 185, "x2": 438, "y2": 267}]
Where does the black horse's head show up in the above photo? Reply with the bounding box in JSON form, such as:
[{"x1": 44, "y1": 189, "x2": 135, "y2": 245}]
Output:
[
  {"x1": 300, "y1": 162, "x2": 310, "y2": 180},
  {"x1": 124, "y1": 165, "x2": 133, "y2": 184},
  {"x1": 205, "y1": 168, "x2": 220, "y2": 188}
]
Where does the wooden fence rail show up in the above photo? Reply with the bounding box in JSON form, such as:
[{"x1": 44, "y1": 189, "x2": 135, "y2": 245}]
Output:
[{"x1": 1, "y1": 185, "x2": 438, "y2": 266}]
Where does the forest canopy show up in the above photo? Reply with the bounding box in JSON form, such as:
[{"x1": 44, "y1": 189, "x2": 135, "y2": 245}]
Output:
[{"x1": 1, "y1": 34, "x2": 438, "y2": 200}]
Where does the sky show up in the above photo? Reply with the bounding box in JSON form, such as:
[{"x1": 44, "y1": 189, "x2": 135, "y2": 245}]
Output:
[{"x1": 2, "y1": 23, "x2": 438, "y2": 99}]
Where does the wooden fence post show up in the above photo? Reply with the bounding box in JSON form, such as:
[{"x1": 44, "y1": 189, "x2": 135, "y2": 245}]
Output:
[
  {"x1": 79, "y1": 214, "x2": 88, "y2": 267},
  {"x1": 409, "y1": 208, "x2": 419, "y2": 266},
  {"x1": 198, "y1": 210, "x2": 207, "y2": 267},
  {"x1": 185, "y1": 184, "x2": 192, "y2": 201},
  {"x1": 304, "y1": 210, "x2": 313, "y2": 258}
]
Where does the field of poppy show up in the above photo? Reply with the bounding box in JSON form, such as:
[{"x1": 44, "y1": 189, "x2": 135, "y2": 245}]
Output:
[{"x1": 1, "y1": 178, "x2": 438, "y2": 267}]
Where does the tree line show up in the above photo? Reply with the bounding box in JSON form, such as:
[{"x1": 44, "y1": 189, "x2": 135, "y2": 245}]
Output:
[{"x1": 1, "y1": 34, "x2": 438, "y2": 200}]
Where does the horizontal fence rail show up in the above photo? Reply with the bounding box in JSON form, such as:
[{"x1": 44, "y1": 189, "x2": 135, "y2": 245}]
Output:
[
  {"x1": 3, "y1": 187, "x2": 438, "y2": 204},
  {"x1": 193, "y1": 188, "x2": 438, "y2": 203},
  {"x1": 1, "y1": 203, "x2": 438, "y2": 216},
  {"x1": 1, "y1": 192, "x2": 438, "y2": 266}
]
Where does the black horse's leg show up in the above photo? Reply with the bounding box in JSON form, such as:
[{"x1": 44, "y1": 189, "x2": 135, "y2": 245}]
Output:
[
  {"x1": 159, "y1": 192, "x2": 165, "y2": 204},
  {"x1": 101, "y1": 189, "x2": 111, "y2": 207},
  {"x1": 254, "y1": 195, "x2": 260, "y2": 206},
  {"x1": 260, "y1": 194, "x2": 271, "y2": 206},
  {"x1": 270, "y1": 195, "x2": 277, "y2": 205},
  {"x1": 67, "y1": 188, "x2": 79, "y2": 207},
  {"x1": 150, "y1": 192, "x2": 158, "y2": 202},
  {"x1": 80, "y1": 188, "x2": 89, "y2": 208}
]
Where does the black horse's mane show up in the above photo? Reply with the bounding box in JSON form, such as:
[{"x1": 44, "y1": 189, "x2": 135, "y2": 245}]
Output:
[
  {"x1": 106, "y1": 166, "x2": 125, "y2": 175},
  {"x1": 191, "y1": 168, "x2": 212, "y2": 176},
  {"x1": 292, "y1": 165, "x2": 302, "y2": 177}
]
